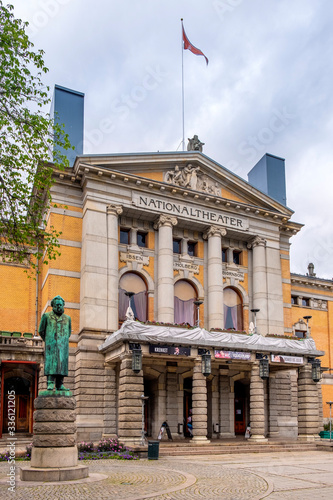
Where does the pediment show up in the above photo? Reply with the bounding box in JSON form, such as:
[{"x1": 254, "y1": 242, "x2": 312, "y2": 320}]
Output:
[{"x1": 73, "y1": 151, "x2": 294, "y2": 216}]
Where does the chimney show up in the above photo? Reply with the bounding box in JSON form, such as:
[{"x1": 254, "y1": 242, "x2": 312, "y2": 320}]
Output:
[
  {"x1": 50, "y1": 85, "x2": 84, "y2": 167},
  {"x1": 247, "y1": 153, "x2": 287, "y2": 206}
]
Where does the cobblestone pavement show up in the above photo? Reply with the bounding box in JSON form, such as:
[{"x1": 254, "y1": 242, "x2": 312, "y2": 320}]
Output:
[{"x1": 0, "y1": 450, "x2": 332, "y2": 499}]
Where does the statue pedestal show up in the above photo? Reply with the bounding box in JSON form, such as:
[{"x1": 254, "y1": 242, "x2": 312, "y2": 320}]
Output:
[{"x1": 20, "y1": 395, "x2": 88, "y2": 482}]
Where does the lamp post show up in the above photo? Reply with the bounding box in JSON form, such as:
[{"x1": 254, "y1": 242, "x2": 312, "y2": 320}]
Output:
[
  {"x1": 326, "y1": 402, "x2": 333, "y2": 442},
  {"x1": 193, "y1": 300, "x2": 203, "y2": 327},
  {"x1": 140, "y1": 394, "x2": 149, "y2": 446},
  {"x1": 303, "y1": 315, "x2": 312, "y2": 337},
  {"x1": 250, "y1": 309, "x2": 260, "y2": 334}
]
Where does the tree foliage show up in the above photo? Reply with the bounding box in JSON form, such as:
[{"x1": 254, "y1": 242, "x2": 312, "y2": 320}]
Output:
[{"x1": 0, "y1": 2, "x2": 71, "y2": 271}]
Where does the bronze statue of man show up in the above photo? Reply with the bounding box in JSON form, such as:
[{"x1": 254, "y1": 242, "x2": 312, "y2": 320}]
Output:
[{"x1": 39, "y1": 295, "x2": 71, "y2": 391}]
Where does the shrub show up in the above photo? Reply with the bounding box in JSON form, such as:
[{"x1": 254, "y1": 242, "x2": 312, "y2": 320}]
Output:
[
  {"x1": 77, "y1": 441, "x2": 94, "y2": 453},
  {"x1": 97, "y1": 438, "x2": 126, "y2": 453}
]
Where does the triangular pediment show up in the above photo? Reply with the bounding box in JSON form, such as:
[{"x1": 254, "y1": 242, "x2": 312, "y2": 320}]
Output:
[{"x1": 73, "y1": 151, "x2": 293, "y2": 216}]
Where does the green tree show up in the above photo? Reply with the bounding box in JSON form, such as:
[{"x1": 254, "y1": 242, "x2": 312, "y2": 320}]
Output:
[{"x1": 0, "y1": 2, "x2": 71, "y2": 271}]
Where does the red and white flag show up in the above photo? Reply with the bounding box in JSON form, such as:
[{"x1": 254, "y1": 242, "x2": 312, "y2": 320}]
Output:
[{"x1": 182, "y1": 21, "x2": 209, "y2": 66}]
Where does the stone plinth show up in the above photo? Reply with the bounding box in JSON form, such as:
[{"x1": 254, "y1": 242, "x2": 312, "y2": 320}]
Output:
[{"x1": 20, "y1": 395, "x2": 88, "y2": 481}]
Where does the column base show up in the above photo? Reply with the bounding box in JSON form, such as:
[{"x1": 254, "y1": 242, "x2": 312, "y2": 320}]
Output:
[
  {"x1": 191, "y1": 436, "x2": 211, "y2": 444},
  {"x1": 249, "y1": 435, "x2": 268, "y2": 443},
  {"x1": 20, "y1": 465, "x2": 89, "y2": 482},
  {"x1": 298, "y1": 434, "x2": 320, "y2": 442}
]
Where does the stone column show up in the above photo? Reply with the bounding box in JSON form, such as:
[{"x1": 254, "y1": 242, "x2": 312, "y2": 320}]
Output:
[
  {"x1": 154, "y1": 214, "x2": 178, "y2": 323},
  {"x1": 192, "y1": 359, "x2": 210, "y2": 443},
  {"x1": 249, "y1": 362, "x2": 268, "y2": 442},
  {"x1": 204, "y1": 226, "x2": 227, "y2": 331},
  {"x1": 104, "y1": 363, "x2": 117, "y2": 436},
  {"x1": 107, "y1": 204, "x2": 123, "y2": 332},
  {"x1": 250, "y1": 236, "x2": 268, "y2": 334},
  {"x1": 118, "y1": 355, "x2": 144, "y2": 445},
  {"x1": 298, "y1": 364, "x2": 320, "y2": 441}
]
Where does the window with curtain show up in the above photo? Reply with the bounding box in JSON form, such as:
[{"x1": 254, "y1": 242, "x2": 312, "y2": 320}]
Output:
[
  {"x1": 119, "y1": 272, "x2": 147, "y2": 322},
  {"x1": 174, "y1": 280, "x2": 196, "y2": 326},
  {"x1": 224, "y1": 287, "x2": 243, "y2": 330}
]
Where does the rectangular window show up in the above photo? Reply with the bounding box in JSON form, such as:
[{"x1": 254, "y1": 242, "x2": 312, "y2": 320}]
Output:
[
  {"x1": 291, "y1": 296, "x2": 298, "y2": 305},
  {"x1": 233, "y1": 251, "x2": 242, "y2": 265},
  {"x1": 187, "y1": 242, "x2": 197, "y2": 257},
  {"x1": 173, "y1": 239, "x2": 181, "y2": 254},
  {"x1": 137, "y1": 232, "x2": 147, "y2": 248},
  {"x1": 302, "y1": 298, "x2": 310, "y2": 307},
  {"x1": 120, "y1": 228, "x2": 130, "y2": 244},
  {"x1": 222, "y1": 248, "x2": 227, "y2": 263}
]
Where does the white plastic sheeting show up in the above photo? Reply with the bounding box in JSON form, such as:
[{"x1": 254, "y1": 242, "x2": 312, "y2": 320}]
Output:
[{"x1": 99, "y1": 320, "x2": 323, "y2": 357}]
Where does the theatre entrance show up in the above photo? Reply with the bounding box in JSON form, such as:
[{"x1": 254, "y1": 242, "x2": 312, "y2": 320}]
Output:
[
  {"x1": 234, "y1": 380, "x2": 250, "y2": 435},
  {"x1": 0, "y1": 361, "x2": 38, "y2": 437},
  {"x1": 183, "y1": 377, "x2": 192, "y2": 437}
]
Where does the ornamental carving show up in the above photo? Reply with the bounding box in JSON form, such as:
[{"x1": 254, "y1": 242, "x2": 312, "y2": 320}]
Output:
[
  {"x1": 164, "y1": 163, "x2": 220, "y2": 195},
  {"x1": 203, "y1": 226, "x2": 227, "y2": 239},
  {"x1": 153, "y1": 214, "x2": 178, "y2": 230},
  {"x1": 247, "y1": 236, "x2": 266, "y2": 249},
  {"x1": 106, "y1": 204, "x2": 123, "y2": 216}
]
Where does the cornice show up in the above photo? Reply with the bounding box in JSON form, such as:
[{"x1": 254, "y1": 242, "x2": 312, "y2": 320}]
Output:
[
  {"x1": 291, "y1": 273, "x2": 333, "y2": 290},
  {"x1": 52, "y1": 163, "x2": 296, "y2": 228}
]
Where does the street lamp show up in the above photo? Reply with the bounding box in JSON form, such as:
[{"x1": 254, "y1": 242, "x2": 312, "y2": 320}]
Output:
[
  {"x1": 326, "y1": 402, "x2": 333, "y2": 442},
  {"x1": 250, "y1": 309, "x2": 260, "y2": 334},
  {"x1": 193, "y1": 300, "x2": 203, "y2": 327},
  {"x1": 303, "y1": 315, "x2": 312, "y2": 337}
]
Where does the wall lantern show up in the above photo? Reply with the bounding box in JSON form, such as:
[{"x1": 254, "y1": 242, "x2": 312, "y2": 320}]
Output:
[
  {"x1": 311, "y1": 358, "x2": 321, "y2": 383},
  {"x1": 129, "y1": 343, "x2": 142, "y2": 373},
  {"x1": 259, "y1": 357, "x2": 269, "y2": 380},
  {"x1": 199, "y1": 349, "x2": 211, "y2": 377}
]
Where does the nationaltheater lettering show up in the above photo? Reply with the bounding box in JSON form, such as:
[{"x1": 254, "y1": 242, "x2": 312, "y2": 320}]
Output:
[{"x1": 133, "y1": 194, "x2": 249, "y2": 230}]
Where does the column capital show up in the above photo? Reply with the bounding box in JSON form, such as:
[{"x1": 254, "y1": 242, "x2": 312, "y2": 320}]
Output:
[
  {"x1": 153, "y1": 214, "x2": 178, "y2": 230},
  {"x1": 203, "y1": 225, "x2": 227, "y2": 240},
  {"x1": 247, "y1": 235, "x2": 266, "y2": 249},
  {"x1": 106, "y1": 204, "x2": 123, "y2": 216}
]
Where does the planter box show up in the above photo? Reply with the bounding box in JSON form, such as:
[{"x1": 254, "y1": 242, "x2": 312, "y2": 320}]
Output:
[
  {"x1": 1, "y1": 331, "x2": 12, "y2": 337},
  {"x1": 23, "y1": 332, "x2": 33, "y2": 338},
  {"x1": 11, "y1": 331, "x2": 22, "y2": 338},
  {"x1": 319, "y1": 431, "x2": 333, "y2": 439}
]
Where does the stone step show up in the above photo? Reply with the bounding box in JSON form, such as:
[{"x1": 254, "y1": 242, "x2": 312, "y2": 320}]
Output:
[{"x1": 158, "y1": 443, "x2": 318, "y2": 456}]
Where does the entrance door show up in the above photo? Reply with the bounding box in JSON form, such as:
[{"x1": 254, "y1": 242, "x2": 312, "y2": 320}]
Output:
[
  {"x1": 3, "y1": 394, "x2": 30, "y2": 433},
  {"x1": 235, "y1": 397, "x2": 246, "y2": 434},
  {"x1": 183, "y1": 377, "x2": 192, "y2": 437}
]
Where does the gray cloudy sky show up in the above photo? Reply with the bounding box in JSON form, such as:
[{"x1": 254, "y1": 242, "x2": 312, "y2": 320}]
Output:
[{"x1": 12, "y1": 0, "x2": 333, "y2": 279}]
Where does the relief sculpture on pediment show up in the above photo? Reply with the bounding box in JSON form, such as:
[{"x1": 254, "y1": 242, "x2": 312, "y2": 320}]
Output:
[{"x1": 164, "y1": 163, "x2": 220, "y2": 195}]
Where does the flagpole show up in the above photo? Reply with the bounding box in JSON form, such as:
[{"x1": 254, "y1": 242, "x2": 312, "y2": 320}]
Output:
[{"x1": 181, "y1": 18, "x2": 185, "y2": 151}]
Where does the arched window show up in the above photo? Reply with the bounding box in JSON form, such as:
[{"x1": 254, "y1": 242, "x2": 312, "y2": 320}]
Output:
[
  {"x1": 119, "y1": 273, "x2": 147, "y2": 322},
  {"x1": 224, "y1": 287, "x2": 243, "y2": 331},
  {"x1": 174, "y1": 280, "x2": 196, "y2": 326}
]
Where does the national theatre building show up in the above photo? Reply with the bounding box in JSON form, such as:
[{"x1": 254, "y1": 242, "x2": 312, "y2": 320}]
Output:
[{"x1": 1, "y1": 88, "x2": 333, "y2": 447}]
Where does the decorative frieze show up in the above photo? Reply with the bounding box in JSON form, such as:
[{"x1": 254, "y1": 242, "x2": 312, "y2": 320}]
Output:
[{"x1": 164, "y1": 163, "x2": 220, "y2": 195}]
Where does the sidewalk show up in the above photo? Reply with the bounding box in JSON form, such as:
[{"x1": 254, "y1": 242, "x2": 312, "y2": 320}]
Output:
[{"x1": 1, "y1": 450, "x2": 333, "y2": 499}]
